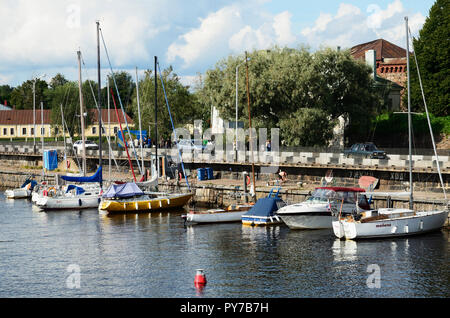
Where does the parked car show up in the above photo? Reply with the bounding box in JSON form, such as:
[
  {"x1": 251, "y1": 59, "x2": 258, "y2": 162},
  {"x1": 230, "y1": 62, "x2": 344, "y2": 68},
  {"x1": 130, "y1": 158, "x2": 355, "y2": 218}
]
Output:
[
  {"x1": 344, "y1": 142, "x2": 387, "y2": 159},
  {"x1": 73, "y1": 140, "x2": 99, "y2": 154}
]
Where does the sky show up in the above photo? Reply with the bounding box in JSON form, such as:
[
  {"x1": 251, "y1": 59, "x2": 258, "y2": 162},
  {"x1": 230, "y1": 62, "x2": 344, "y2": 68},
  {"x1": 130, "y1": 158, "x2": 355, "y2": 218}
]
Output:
[{"x1": 0, "y1": 0, "x2": 436, "y2": 88}]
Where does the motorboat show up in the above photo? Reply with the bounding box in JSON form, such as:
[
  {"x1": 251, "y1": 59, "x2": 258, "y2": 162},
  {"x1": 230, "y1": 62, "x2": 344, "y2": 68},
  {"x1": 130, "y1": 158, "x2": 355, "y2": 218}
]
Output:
[
  {"x1": 182, "y1": 203, "x2": 253, "y2": 224},
  {"x1": 276, "y1": 187, "x2": 371, "y2": 229},
  {"x1": 5, "y1": 178, "x2": 37, "y2": 199},
  {"x1": 241, "y1": 187, "x2": 286, "y2": 226}
]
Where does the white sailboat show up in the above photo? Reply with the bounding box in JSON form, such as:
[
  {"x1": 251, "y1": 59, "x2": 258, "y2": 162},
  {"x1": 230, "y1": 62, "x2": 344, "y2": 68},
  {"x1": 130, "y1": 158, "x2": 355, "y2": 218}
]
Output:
[{"x1": 332, "y1": 17, "x2": 448, "y2": 240}]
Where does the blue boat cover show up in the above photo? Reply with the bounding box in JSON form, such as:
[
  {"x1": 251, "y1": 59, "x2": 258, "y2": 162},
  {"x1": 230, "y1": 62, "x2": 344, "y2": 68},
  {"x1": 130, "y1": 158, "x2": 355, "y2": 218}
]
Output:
[
  {"x1": 102, "y1": 182, "x2": 144, "y2": 198},
  {"x1": 66, "y1": 185, "x2": 85, "y2": 195},
  {"x1": 21, "y1": 179, "x2": 37, "y2": 190},
  {"x1": 61, "y1": 166, "x2": 102, "y2": 183},
  {"x1": 243, "y1": 197, "x2": 282, "y2": 217}
]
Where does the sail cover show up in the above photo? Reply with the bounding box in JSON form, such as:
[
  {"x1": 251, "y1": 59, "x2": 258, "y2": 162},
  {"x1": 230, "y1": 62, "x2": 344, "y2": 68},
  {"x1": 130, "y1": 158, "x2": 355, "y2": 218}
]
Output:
[
  {"x1": 61, "y1": 166, "x2": 102, "y2": 183},
  {"x1": 65, "y1": 185, "x2": 86, "y2": 195},
  {"x1": 102, "y1": 182, "x2": 144, "y2": 198}
]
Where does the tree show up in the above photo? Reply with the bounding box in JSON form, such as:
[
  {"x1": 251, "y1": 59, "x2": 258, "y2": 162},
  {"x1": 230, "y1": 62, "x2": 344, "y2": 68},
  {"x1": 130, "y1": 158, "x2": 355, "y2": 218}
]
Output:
[
  {"x1": 47, "y1": 81, "x2": 93, "y2": 138},
  {"x1": 407, "y1": 0, "x2": 449, "y2": 116},
  {"x1": 0, "y1": 85, "x2": 13, "y2": 106},
  {"x1": 10, "y1": 78, "x2": 49, "y2": 109},
  {"x1": 279, "y1": 108, "x2": 336, "y2": 147},
  {"x1": 129, "y1": 67, "x2": 205, "y2": 142},
  {"x1": 197, "y1": 46, "x2": 381, "y2": 146},
  {"x1": 106, "y1": 71, "x2": 135, "y2": 117},
  {"x1": 49, "y1": 73, "x2": 69, "y2": 89}
]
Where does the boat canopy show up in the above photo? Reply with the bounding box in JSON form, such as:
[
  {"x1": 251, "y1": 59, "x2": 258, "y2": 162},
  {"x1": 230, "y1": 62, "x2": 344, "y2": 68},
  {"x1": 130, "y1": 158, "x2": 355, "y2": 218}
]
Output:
[
  {"x1": 21, "y1": 179, "x2": 37, "y2": 190},
  {"x1": 243, "y1": 197, "x2": 282, "y2": 217},
  {"x1": 66, "y1": 185, "x2": 85, "y2": 195},
  {"x1": 316, "y1": 186, "x2": 366, "y2": 192},
  {"x1": 102, "y1": 182, "x2": 144, "y2": 198},
  {"x1": 61, "y1": 166, "x2": 102, "y2": 183}
]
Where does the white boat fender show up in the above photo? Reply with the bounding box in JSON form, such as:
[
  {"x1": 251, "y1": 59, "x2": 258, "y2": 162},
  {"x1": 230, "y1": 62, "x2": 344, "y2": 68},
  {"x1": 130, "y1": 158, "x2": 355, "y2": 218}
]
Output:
[{"x1": 135, "y1": 202, "x2": 139, "y2": 210}]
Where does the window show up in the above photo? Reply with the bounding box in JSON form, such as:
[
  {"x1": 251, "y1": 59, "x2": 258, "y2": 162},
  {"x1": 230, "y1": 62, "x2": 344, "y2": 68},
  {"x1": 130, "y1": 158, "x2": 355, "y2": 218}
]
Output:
[
  {"x1": 10, "y1": 128, "x2": 14, "y2": 135},
  {"x1": 92, "y1": 127, "x2": 97, "y2": 134},
  {"x1": 41, "y1": 127, "x2": 45, "y2": 135},
  {"x1": 22, "y1": 127, "x2": 27, "y2": 135},
  {"x1": 114, "y1": 127, "x2": 118, "y2": 134},
  {"x1": 3, "y1": 128, "x2": 7, "y2": 135},
  {"x1": 31, "y1": 128, "x2": 34, "y2": 135}
]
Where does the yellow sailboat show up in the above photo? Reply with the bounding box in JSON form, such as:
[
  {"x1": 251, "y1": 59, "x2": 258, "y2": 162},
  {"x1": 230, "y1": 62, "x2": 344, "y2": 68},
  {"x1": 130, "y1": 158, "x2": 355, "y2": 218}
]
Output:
[{"x1": 99, "y1": 182, "x2": 193, "y2": 214}]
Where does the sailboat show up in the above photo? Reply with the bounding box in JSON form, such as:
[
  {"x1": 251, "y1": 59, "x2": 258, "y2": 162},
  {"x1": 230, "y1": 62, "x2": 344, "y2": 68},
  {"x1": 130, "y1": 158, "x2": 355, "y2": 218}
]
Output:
[
  {"x1": 332, "y1": 17, "x2": 448, "y2": 240},
  {"x1": 35, "y1": 24, "x2": 104, "y2": 211}
]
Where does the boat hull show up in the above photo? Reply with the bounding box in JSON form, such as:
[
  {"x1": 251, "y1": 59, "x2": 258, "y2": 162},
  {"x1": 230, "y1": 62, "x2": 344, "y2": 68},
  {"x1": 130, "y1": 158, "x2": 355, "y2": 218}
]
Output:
[
  {"x1": 186, "y1": 210, "x2": 247, "y2": 223},
  {"x1": 5, "y1": 188, "x2": 31, "y2": 199},
  {"x1": 241, "y1": 214, "x2": 283, "y2": 226},
  {"x1": 100, "y1": 193, "x2": 193, "y2": 214},
  {"x1": 35, "y1": 195, "x2": 101, "y2": 210},
  {"x1": 335, "y1": 210, "x2": 448, "y2": 240},
  {"x1": 278, "y1": 213, "x2": 332, "y2": 229}
]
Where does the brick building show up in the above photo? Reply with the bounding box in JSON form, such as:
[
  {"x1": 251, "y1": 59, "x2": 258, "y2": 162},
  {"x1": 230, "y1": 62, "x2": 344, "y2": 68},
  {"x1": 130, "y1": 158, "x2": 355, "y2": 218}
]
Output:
[{"x1": 351, "y1": 39, "x2": 408, "y2": 111}]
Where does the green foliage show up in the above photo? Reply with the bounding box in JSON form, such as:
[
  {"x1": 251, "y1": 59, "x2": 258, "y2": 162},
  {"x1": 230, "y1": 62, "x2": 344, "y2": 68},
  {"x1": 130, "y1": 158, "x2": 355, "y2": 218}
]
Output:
[
  {"x1": 279, "y1": 108, "x2": 336, "y2": 147},
  {"x1": 0, "y1": 85, "x2": 13, "y2": 105},
  {"x1": 196, "y1": 46, "x2": 381, "y2": 146},
  {"x1": 406, "y1": 0, "x2": 449, "y2": 116},
  {"x1": 10, "y1": 78, "x2": 49, "y2": 109},
  {"x1": 129, "y1": 67, "x2": 207, "y2": 142}
]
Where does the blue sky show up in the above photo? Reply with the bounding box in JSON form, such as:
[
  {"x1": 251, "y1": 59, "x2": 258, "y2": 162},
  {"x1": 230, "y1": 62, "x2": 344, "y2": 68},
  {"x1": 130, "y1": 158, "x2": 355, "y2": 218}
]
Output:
[{"x1": 0, "y1": 0, "x2": 436, "y2": 88}]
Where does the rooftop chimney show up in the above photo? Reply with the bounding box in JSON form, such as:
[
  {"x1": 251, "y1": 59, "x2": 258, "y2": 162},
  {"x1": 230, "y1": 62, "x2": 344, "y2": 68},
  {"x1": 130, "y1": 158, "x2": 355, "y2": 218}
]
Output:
[{"x1": 365, "y1": 49, "x2": 377, "y2": 79}]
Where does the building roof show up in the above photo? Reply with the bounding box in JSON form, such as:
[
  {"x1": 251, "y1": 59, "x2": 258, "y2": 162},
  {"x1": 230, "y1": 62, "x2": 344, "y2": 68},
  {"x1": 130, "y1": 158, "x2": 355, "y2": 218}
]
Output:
[
  {"x1": 0, "y1": 109, "x2": 134, "y2": 125},
  {"x1": 351, "y1": 39, "x2": 407, "y2": 61},
  {"x1": 0, "y1": 109, "x2": 52, "y2": 125}
]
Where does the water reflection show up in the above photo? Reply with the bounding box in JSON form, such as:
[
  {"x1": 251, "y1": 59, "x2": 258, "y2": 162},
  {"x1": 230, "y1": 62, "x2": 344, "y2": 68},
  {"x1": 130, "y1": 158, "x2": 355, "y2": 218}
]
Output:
[{"x1": 332, "y1": 239, "x2": 358, "y2": 262}]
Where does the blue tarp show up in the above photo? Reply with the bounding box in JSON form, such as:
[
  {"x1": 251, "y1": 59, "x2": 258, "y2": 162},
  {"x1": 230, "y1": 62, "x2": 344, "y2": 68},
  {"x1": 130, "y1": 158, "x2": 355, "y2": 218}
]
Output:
[
  {"x1": 61, "y1": 166, "x2": 102, "y2": 184},
  {"x1": 102, "y1": 182, "x2": 144, "y2": 198},
  {"x1": 21, "y1": 179, "x2": 37, "y2": 190},
  {"x1": 117, "y1": 130, "x2": 147, "y2": 148},
  {"x1": 242, "y1": 197, "x2": 281, "y2": 217},
  {"x1": 65, "y1": 185, "x2": 86, "y2": 195},
  {"x1": 44, "y1": 149, "x2": 58, "y2": 171}
]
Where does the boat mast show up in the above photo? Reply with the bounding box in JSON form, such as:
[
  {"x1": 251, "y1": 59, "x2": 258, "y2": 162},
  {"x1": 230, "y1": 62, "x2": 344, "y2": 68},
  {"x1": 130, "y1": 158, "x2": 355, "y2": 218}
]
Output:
[
  {"x1": 60, "y1": 103, "x2": 67, "y2": 171},
  {"x1": 96, "y1": 21, "x2": 103, "y2": 189},
  {"x1": 154, "y1": 56, "x2": 159, "y2": 178},
  {"x1": 136, "y1": 66, "x2": 144, "y2": 172},
  {"x1": 107, "y1": 79, "x2": 111, "y2": 182},
  {"x1": 41, "y1": 101, "x2": 44, "y2": 177},
  {"x1": 245, "y1": 51, "x2": 256, "y2": 199},
  {"x1": 77, "y1": 50, "x2": 86, "y2": 176},
  {"x1": 405, "y1": 17, "x2": 413, "y2": 210}
]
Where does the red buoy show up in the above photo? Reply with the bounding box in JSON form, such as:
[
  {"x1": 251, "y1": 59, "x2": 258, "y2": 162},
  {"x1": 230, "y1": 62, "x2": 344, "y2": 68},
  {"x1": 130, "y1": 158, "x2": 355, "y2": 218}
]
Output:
[{"x1": 194, "y1": 269, "x2": 207, "y2": 287}]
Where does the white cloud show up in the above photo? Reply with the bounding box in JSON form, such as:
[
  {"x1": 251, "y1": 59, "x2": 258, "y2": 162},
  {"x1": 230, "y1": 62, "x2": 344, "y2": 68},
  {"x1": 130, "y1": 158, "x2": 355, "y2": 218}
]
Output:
[
  {"x1": 168, "y1": 5, "x2": 298, "y2": 67},
  {"x1": 300, "y1": 0, "x2": 426, "y2": 50},
  {"x1": 167, "y1": 5, "x2": 243, "y2": 67}
]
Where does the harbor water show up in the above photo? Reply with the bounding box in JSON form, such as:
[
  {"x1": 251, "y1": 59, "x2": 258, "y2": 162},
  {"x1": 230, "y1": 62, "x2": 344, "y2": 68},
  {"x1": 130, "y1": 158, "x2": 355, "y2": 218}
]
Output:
[{"x1": 0, "y1": 193, "x2": 448, "y2": 298}]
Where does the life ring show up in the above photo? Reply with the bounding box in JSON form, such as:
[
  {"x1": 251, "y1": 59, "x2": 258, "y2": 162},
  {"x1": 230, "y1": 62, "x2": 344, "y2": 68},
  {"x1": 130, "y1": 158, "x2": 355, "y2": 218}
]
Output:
[
  {"x1": 43, "y1": 189, "x2": 48, "y2": 196},
  {"x1": 179, "y1": 172, "x2": 182, "y2": 181},
  {"x1": 48, "y1": 187, "x2": 56, "y2": 197},
  {"x1": 246, "y1": 175, "x2": 250, "y2": 186}
]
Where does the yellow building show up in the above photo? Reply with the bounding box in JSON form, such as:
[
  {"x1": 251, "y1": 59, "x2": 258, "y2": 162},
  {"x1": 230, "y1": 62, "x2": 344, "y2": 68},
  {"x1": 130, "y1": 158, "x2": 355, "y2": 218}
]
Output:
[{"x1": 0, "y1": 109, "x2": 134, "y2": 140}]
